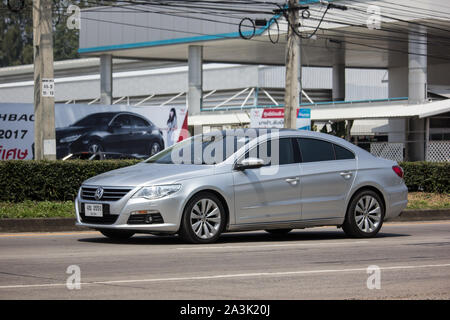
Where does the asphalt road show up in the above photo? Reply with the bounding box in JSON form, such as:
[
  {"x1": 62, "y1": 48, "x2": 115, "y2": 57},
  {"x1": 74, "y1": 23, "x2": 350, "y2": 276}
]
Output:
[{"x1": 0, "y1": 221, "x2": 449, "y2": 300}]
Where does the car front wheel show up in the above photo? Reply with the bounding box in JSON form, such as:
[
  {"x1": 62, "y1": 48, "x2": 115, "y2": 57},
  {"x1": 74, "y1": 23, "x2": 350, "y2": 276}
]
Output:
[
  {"x1": 179, "y1": 192, "x2": 226, "y2": 244},
  {"x1": 88, "y1": 141, "x2": 103, "y2": 154},
  {"x1": 342, "y1": 190, "x2": 385, "y2": 238}
]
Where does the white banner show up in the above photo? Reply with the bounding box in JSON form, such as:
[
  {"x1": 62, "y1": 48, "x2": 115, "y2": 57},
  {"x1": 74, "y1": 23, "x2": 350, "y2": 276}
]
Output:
[
  {"x1": 250, "y1": 108, "x2": 311, "y2": 130},
  {"x1": 0, "y1": 104, "x2": 34, "y2": 160}
]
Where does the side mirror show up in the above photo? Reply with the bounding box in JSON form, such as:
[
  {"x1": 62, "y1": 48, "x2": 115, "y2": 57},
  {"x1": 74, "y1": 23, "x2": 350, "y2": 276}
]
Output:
[{"x1": 235, "y1": 157, "x2": 265, "y2": 170}]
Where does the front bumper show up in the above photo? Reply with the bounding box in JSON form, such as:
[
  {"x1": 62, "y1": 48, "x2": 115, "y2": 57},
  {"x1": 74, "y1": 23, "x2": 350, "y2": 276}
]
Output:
[{"x1": 75, "y1": 186, "x2": 185, "y2": 233}]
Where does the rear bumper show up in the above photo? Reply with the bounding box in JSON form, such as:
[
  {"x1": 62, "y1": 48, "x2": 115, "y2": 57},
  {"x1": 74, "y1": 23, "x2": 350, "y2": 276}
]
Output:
[{"x1": 384, "y1": 183, "x2": 408, "y2": 221}]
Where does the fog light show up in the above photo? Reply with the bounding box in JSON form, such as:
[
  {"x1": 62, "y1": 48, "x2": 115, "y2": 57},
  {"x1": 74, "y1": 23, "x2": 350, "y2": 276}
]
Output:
[
  {"x1": 145, "y1": 215, "x2": 153, "y2": 224},
  {"x1": 130, "y1": 210, "x2": 158, "y2": 215}
]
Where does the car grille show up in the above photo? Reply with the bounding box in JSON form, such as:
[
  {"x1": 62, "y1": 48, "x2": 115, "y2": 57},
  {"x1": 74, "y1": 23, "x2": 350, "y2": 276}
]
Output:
[
  {"x1": 81, "y1": 187, "x2": 132, "y2": 202},
  {"x1": 127, "y1": 213, "x2": 164, "y2": 225},
  {"x1": 79, "y1": 204, "x2": 118, "y2": 224}
]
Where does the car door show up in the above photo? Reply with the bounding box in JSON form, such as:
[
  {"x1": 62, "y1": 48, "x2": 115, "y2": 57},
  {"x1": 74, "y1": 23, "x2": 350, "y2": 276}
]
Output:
[
  {"x1": 129, "y1": 115, "x2": 153, "y2": 155},
  {"x1": 104, "y1": 114, "x2": 133, "y2": 153},
  {"x1": 233, "y1": 137, "x2": 302, "y2": 225},
  {"x1": 297, "y1": 138, "x2": 357, "y2": 221}
]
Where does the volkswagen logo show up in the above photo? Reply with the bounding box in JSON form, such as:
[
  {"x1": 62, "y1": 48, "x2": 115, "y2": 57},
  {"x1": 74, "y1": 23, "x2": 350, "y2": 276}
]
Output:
[{"x1": 94, "y1": 187, "x2": 104, "y2": 201}]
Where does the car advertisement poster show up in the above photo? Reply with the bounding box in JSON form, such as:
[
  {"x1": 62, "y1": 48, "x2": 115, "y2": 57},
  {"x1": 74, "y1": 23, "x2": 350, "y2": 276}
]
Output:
[
  {"x1": 250, "y1": 108, "x2": 311, "y2": 130},
  {"x1": 0, "y1": 103, "x2": 188, "y2": 160}
]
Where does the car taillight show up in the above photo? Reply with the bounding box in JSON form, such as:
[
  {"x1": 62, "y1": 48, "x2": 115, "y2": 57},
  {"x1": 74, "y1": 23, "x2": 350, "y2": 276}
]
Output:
[{"x1": 392, "y1": 165, "x2": 404, "y2": 178}]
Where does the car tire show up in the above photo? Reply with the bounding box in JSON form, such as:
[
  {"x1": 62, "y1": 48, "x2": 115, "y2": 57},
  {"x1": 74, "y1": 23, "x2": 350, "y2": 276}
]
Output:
[
  {"x1": 265, "y1": 229, "x2": 292, "y2": 235},
  {"x1": 150, "y1": 141, "x2": 161, "y2": 156},
  {"x1": 179, "y1": 192, "x2": 226, "y2": 244},
  {"x1": 99, "y1": 229, "x2": 135, "y2": 240},
  {"x1": 342, "y1": 189, "x2": 385, "y2": 238}
]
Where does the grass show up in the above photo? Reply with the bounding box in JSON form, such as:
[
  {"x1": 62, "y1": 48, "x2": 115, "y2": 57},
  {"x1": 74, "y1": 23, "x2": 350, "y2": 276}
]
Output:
[
  {"x1": 0, "y1": 192, "x2": 449, "y2": 219},
  {"x1": 407, "y1": 192, "x2": 450, "y2": 210},
  {"x1": 0, "y1": 201, "x2": 75, "y2": 219}
]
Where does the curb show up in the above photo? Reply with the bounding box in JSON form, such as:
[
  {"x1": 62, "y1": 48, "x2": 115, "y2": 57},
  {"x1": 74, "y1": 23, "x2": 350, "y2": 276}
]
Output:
[
  {"x1": 0, "y1": 210, "x2": 449, "y2": 233},
  {"x1": 389, "y1": 209, "x2": 450, "y2": 222},
  {"x1": 0, "y1": 218, "x2": 88, "y2": 233}
]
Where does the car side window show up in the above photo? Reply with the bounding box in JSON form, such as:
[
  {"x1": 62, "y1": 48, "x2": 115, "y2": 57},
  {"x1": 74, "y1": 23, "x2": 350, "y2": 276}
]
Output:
[
  {"x1": 334, "y1": 144, "x2": 355, "y2": 160},
  {"x1": 111, "y1": 115, "x2": 131, "y2": 127},
  {"x1": 297, "y1": 138, "x2": 335, "y2": 163},
  {"x1": 130, "y1": 116, "x2": 149, "y2": 128},
  {"x1": 244, "y1": 138, "x2": 298, "y2": 166}
]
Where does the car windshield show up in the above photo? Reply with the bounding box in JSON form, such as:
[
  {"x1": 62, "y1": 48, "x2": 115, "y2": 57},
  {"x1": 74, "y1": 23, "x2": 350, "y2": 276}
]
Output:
[
  {"x1": 72, "y1": 114, "x2": 113, "y2": 127},
  {"x1": 145, "y1": 132, "x2": 252, "y2": 165}
]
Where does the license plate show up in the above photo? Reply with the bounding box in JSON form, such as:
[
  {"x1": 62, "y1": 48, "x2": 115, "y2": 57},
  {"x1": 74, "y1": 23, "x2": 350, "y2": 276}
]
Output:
[{"x1": 85, "y1": 203, "x2": 103, "y2": 217}]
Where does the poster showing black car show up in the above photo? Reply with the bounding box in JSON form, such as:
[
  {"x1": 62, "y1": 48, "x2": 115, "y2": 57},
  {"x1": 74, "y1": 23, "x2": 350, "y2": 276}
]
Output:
[
  {"x1": 56, "y1": 112, "x2": 165, "y2": 159},
  {"x1": 0, "y1": 103, "x2": 188, "y2": 160}
]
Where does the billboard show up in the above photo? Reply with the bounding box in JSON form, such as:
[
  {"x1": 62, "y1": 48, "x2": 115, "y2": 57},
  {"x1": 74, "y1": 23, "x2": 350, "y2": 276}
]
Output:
[
  {"x1": 0, "y1": 103, "x2": 188, "y2": 160},
  {"x1": 250, "y1": 108, "x2": 311, "y2": 130}
]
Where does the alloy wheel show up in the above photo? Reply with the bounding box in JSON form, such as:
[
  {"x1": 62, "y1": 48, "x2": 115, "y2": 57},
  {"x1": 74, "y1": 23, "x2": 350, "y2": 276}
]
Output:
[
  {"x1": 354, "y1": 195, "x2": 382, "y2": 233},
  {"x1": 89, "y1": 143, "x2": 102, "y2": 153},
  {"x1": 150, "y1": 142, "x2": 161, "y2": 156},
  {"x1": 190, "y1": 199, "x2": 221, "y2": 240}
]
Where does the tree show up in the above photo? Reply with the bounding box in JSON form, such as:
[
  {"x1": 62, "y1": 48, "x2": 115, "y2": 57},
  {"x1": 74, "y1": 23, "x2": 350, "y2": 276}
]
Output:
[{"x1": 0, "y1": 0, "x2": 94, "y2": 68}]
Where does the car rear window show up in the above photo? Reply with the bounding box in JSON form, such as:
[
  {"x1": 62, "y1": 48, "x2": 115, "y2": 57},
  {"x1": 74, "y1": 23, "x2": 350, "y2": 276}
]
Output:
[{"x1": 334, "y1": 144, "x2": 355, "y2": 160}]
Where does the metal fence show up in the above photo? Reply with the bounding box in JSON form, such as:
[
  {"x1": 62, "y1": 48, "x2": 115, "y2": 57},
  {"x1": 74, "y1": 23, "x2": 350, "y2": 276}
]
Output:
[
  {"x1": 370, "y1": 142, "x2": 404, "y2": 162},
  {"x1": 426, "y1": 141, "x2": 450, "y2": 162}
]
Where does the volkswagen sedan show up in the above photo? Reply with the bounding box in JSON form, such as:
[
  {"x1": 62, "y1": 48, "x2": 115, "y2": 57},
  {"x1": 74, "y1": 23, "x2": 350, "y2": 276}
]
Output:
[{"x1": 75, "y1": 129, "x2": 408, "y2": 243}]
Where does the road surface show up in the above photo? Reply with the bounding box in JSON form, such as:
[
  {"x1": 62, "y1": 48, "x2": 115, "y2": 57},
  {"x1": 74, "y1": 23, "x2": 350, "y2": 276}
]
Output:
[{"x1": 0, "y1": 221, "x2": 449, "y2": 299}]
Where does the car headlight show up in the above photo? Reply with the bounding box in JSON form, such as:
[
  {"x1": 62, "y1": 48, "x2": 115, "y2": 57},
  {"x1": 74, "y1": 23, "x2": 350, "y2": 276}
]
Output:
[
  {"x1": 60, "y1": 134, "x2": 82, "y2": 143},
  {"x1": 132, "y1": 184, "x2": 181, "y2": 200}
]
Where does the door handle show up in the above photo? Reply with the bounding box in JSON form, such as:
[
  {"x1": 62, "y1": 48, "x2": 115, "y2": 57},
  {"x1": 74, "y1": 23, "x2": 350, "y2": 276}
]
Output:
[
  {"x1": 285, "y1": 177, "x2": 300, "y2": 185},
  {"x1": 340, "y1": 171, "x2": 353, "y2": 179}
]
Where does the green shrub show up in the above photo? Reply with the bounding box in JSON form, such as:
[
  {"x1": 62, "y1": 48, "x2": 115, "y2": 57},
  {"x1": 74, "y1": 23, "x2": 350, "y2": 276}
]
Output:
[
  {"x1": 399, "y1": 161, "x2": 450, "y2": 193},
  {"x1": 0, "y1": 160, "x2": 139, "y2": 202},
  {"x1": 0, "y1": 160, "x2": 448, "y2": 202}
]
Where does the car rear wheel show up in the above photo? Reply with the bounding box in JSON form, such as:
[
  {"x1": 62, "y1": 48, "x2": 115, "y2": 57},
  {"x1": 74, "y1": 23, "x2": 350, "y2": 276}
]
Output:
[
  {"x1": 265, "y1": 229, "x2": 292, "y2": 235},
  {"x1": 99, "y1": 230, "x2": 135, "y2": 240},
  {"x1": 342, "y1": 190, "x2": 384, "y2": 238},
  {"x1": 179, "y1": 192, "x2": 226, "y2": 244},
  {"x1": 150, "y1": 142, "x2": 161, "y2": 156}
]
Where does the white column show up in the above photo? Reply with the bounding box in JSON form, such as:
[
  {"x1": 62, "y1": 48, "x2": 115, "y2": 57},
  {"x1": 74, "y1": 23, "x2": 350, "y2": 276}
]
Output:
[
  {"x1": 188, "y1": 46, "x2": 203, "y2": 116},
  {"x1": 100, "y1": 54, "x2": 113, "y2": 105},
  {"x1": 408, "y1": 24, "x2": 427, "y2": 161},
  {"x1": 332, "y1": 49, "x2": 345, "y2": 101}
]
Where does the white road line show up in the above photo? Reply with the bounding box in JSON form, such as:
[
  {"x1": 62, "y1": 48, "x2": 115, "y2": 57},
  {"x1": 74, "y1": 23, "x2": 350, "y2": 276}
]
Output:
[
  {"x1": 1, "y1": 263, "x2": 450, "y2": 290},
  {"x1": 176, "y1": 240, "x2": 369, "y2": 250}
]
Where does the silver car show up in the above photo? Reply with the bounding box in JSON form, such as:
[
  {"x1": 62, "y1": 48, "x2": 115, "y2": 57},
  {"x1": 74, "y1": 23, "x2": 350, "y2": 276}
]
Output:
[{"x1": 75, "y1": 129, "x2": 408, "y2": 243}]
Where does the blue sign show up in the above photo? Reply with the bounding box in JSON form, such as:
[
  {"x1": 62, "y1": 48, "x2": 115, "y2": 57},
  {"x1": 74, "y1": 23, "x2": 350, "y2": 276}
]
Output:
[{"x1": 296, "y1": 108, "x2": 311, "y2": 131}]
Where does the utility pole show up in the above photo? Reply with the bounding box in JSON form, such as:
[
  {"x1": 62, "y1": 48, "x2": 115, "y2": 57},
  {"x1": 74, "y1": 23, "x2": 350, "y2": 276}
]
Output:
[
  {"x1": 283, "y1": 1, "x2": 347, "y2": 129},
  {"x1": 284, "y1": 0, "x2": 301, "y2": 129},
  {"x1": 33, "y1": 0, "x2": 56, "y2": 160}
]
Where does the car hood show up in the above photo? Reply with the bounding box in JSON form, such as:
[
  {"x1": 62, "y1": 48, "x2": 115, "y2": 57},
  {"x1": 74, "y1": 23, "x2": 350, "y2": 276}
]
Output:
[
  {"x1": 56, "y1": 126, "x2": 86, "y2": 139},
  {"x1": 82, "y1": 162, "x2": 216, "y2": 187}
]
